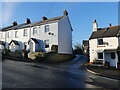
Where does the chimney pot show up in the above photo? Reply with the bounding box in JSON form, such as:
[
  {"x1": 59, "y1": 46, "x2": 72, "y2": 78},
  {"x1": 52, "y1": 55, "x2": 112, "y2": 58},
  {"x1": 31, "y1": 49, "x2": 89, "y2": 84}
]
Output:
[
  {"x1": 64, "y1": 10, "x2": 68, "y2": 16},
  {"x1": 42, "y1": 16, "x2": 47, "y2": 21},
  {"x1": 109, "y1": 23, "x2": 112, "y2": 27},
  {"x1": 93, "y1": 19, "x2": 96, "y2": 23},
  {"x1": 26, "y1": 18, "x2": 31, "y2": 24},
  {"x1": 12, "y1": 21, "x2": 17, "y2": 26}
]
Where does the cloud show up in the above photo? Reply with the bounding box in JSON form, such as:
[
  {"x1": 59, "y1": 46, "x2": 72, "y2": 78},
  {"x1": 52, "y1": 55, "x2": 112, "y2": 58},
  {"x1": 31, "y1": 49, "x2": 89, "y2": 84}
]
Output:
[{"x1": 2, "y1": 2, "x2": 16, "y2": 26}]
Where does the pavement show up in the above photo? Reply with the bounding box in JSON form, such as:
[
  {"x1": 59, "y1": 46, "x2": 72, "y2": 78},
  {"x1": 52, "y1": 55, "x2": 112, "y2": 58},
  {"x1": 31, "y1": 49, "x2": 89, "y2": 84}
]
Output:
[{"x1": 86, "y1": 64, "x2": 120, "y2": 80}]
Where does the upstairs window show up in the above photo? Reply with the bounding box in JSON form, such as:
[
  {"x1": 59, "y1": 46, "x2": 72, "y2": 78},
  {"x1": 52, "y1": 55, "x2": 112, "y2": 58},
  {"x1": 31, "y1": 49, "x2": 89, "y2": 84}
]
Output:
[
  {"x1": 33, "y1": 27, "x2": 37, "y2": 35},
  {"x1": 7, "y1": 32, "x2": 10, "y2": 38},
  {"x1": 44, "y1": 40, "x2": 49, "y2": 48},
  {"x1": 98, "y1": 39, "x2": 103, "y2": 45},
  {"x1": 15, "y1": 31, "x2": 18, "y2": 38},
  {"x1": 98, "y1": 52, "x2": 103, "y2": 59},
  {"x1": 1, "y1": 33, "x2": 4, "y2": 39},
  {"x1": 23, "y1": 29, "x2": 28, "y2": 36},
  {"x1": 45, "y1": 25, "x2": 49, "y2": 32}
]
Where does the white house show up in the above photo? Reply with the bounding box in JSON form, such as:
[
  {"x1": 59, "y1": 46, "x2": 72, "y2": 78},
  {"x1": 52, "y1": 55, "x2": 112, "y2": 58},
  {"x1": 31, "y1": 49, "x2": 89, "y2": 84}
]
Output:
[
  {"x1": 89, "y1": 20, "x2": 120, "y2": 68},
  {"x1": 0, "y1": 10, "x2": 73, "y2": 54}
]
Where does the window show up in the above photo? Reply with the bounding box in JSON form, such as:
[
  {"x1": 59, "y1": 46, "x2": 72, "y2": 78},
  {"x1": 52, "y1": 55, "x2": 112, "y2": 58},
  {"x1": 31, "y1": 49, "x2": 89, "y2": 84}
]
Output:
[
  {"x1": 1, "y1": 33, "x2": 4, "y2": 39},
  {"x1": 98, "y1": 53, "x2": 103, "y2": 59},
  {"x1": 45, "y1": 25, "x2": 49, "y2": 32},
  {"x1": 7, "y1": 32, "x2": 10, "y2": 38},
  {"x1": 111, "y1": 52, "x2": 115, "y2": 59},
  {"x1": 44, "y1": 40, "x2": 49, "y2": 48},
  {"x1": 98, "y1": 39, "x2": 103, "y2": 45},
  {"x1": 33, "y1": 27, "x2": 37, "y2": 35},
  {"x1": 23, "y1": 29, "x2": 28, "y2": 36},
  {"x1": 15, "y1": 31, "x2": 18, "y2": 38}
]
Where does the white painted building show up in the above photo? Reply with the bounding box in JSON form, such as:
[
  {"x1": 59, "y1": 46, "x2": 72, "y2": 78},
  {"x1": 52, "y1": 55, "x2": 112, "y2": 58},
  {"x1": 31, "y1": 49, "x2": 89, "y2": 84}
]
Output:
[
  {"x1": 0, "y1": 10, "x2": 73, "y2": 54},
  {"x1": 89, "y1": 20, "x2": 120, "y2": 68}
]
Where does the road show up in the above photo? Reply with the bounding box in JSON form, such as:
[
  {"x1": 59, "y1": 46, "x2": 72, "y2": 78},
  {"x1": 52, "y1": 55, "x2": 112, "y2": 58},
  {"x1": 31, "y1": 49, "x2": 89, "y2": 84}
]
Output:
[{"x1": 2, "y1": 55, "x2": 119, "y2": 89}]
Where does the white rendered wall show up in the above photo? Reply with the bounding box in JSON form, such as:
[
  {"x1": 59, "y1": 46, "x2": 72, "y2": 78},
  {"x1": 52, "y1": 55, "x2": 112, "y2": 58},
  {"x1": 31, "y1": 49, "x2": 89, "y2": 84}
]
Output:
[
  {"x1": 0, "y1": 17, "x2": 72, "y2": 54},
  {"x1": 37, "y1": 22, "x2": 58, "y2": 52},
  {"x1": 9, "y1": 42, "x2": 19, "y2": 52},
  {"x1": 58, "y1": 16, "x2": 72, "y2": 54},
  {"x1": 89, "y1": 37, "x2": 119, "y2": 63}
]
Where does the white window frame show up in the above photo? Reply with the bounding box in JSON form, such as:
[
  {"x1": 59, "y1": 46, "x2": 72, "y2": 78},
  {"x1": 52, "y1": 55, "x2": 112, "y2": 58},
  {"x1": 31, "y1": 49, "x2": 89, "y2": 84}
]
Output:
[
  {"x1": 1, "y1": 33, "x2": 4, "y2": 39},
  {"x1": 33, "y1": 27, "x2": 37, "y2": 35},
  {"x1": 97, "y1": 52, "x2": 103, "y2": 60},
  {"x1": 15, "y1": 31, "x2": 18, "y2": 38},
  {"x1": 44, "y1": 40, "x2": 49, "y2": 48},
  {"x1": 97, "y1": 39, "x2": 104, "y2": 45},
  {"x1": 44, "y1": 25, "x2": 49, "y2": 33},
  {"x1": 23, "y1": 29, "x2": 28, "y2": 36},
  {"x1": 7, "y1": 32, "x2": 10, "y2": 38}
]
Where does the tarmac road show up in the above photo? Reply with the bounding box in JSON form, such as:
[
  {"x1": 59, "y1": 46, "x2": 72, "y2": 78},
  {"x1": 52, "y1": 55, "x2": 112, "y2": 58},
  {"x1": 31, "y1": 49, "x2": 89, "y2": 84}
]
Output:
[{"x1": 2, "y1": 55, "x2": 119, "y2": 89}]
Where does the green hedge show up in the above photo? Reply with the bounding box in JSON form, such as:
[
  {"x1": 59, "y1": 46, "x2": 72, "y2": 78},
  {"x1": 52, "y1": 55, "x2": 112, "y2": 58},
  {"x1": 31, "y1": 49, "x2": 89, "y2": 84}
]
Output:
[{"x1": 44, "y1": 52, "x2": 74, "y2": 62}]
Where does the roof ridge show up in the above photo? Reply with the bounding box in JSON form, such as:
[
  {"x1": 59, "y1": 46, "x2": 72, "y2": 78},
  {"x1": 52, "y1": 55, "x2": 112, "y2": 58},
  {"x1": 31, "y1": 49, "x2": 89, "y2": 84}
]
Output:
[
  {"x1": 102, "y1": 25, "x2": 120, "y2": 29},
  {"x1": 1, "y1": 15, "x2": 64, "y2": 31}
]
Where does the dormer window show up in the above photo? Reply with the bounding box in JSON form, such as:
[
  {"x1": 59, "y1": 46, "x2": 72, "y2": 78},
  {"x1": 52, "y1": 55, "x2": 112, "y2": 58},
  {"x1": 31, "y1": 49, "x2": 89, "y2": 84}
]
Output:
[
  {"x1": 98, "y1": 39, "x2": 103, "y2": 45},
  {"x1": 45, "y1": 25, "x2": 49, "y2": 33}
]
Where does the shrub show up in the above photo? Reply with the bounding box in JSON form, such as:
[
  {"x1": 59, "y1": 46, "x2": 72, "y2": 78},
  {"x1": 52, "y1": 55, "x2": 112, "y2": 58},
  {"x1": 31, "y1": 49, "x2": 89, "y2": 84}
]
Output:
[
  {"x1": 15, "y1": 50, "x2": 22, "y2": 54},
  {"x1": 28, "y1": 52, "x2": 45, "y2": 60},
  {"x1": 51, "y1": 45, "x2": 58, "y2": 53},
  {"x1": 3, "y1": 48, "x2": 11, "y2": 55},
  {"x1": 44, "y1": 52, "x2": 74, "y2": 63},
  {"x1": 73, "y1": 43, "x2": 83, "y2": 54}
]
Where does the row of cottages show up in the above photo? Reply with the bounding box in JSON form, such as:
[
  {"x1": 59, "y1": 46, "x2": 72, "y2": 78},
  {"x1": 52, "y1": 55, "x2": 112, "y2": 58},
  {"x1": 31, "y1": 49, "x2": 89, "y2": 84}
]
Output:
[
  {"x1": 89, "y1": 20, "x2": 120, "y2": 68},
  {"x1": 0, "y1": 10, "x2": 73, "y2": 54}
]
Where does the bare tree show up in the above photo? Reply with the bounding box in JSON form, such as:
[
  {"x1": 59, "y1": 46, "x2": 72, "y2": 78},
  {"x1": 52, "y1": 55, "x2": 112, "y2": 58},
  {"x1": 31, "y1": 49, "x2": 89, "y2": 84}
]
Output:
[{"x1": 73, "y1": 43, "x2": 83, "y2": 54}]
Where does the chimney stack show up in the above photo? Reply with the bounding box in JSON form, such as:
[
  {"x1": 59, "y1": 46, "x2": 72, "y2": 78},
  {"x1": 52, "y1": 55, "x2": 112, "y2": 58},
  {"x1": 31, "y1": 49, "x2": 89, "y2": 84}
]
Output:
[
  {"x1": 93, "y1": 19, "x2": 98, "y2": 31},
  {"x1": 12, "y1": 21, "x2": 17, "y2": 26},
  {"x1": 63, "y1": 10, "x2": 68, "y2": 16},
  {"x1": 109, "y1": 23, "x2": 112, "y2": 27},
  {"x1": 42, "y1": 16, "x2": 47, "y2": 21},
  {"x1": 26, "y1": 18, "x2": 31, "y2": 24}
]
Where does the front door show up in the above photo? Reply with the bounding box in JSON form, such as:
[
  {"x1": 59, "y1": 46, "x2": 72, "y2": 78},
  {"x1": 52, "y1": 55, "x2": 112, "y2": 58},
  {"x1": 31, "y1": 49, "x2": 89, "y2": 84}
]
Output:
[
  {"x1": 30, "y1": 42, "x2": 34, "y2": 52},
  {"x1": 109, "y1": 52, "x2": 116, "y2": 67}
]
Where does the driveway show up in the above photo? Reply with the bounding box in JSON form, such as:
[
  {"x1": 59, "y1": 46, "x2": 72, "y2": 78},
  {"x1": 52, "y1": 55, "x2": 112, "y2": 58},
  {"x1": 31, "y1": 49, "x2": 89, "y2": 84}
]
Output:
[{"x1": 2, "y1": 55, "x2": 119, "y2": 88}]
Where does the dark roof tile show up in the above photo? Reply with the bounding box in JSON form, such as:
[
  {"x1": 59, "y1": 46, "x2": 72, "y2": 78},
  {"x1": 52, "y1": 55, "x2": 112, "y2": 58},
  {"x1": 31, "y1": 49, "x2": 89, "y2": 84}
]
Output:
[
  {"x1": 89, "y1": 25, "x2": 120, "y2": 39},
  {"x1": 9, "y1": 40, "x2": 20, "y2": 45},
  {"x1": 1, "y1": 16, "x2": 64, "y2": 31}
]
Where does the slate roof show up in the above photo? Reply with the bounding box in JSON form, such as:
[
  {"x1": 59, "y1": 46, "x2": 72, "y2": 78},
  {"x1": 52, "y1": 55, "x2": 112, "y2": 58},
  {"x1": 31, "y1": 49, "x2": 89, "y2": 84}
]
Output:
[
  {"x1": 104, "y1": 49, "x2": 117, "y2": 52},
  {"x1": 31, "y1": 38, "x2": 39, "y2": 44},
  {"x1": 9, "y1": 40, "x2": 20, "y2": 45},
  {"x1": 89, "y1": 25, "x2": 120, "y2": 39},
  {"x1": 0, "y1": 16, "x2": 64, "y2": 31}
]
